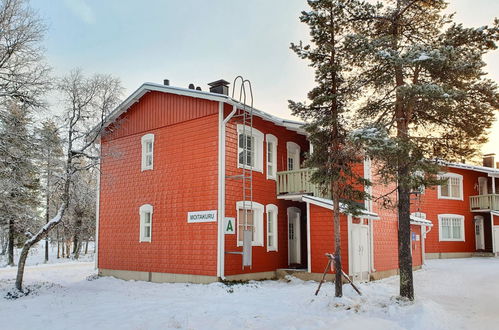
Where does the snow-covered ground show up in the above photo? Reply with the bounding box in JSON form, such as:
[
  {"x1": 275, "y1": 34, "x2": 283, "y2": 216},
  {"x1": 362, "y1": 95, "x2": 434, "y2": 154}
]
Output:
[
  {"x1": 0, "y1": 242, "x2": 95, "y2": 268},
  {"x1": 1, "y1": 257, "x2": 498, "y2": 330}
]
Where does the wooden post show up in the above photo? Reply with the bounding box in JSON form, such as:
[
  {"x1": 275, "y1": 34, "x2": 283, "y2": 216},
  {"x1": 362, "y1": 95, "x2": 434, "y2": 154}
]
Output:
[{"x1": 315, "y1": 253, "x2": 362, "y2": 296}]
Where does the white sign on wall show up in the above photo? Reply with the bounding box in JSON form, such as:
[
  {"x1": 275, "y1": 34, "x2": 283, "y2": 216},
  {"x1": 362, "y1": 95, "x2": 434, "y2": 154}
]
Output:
[
  {"x1": 187, "y1": 210, "x2": 217, "y2": 223},
  {"x1": 224, "y1": 217, "x2": 235, "y2": 234}
]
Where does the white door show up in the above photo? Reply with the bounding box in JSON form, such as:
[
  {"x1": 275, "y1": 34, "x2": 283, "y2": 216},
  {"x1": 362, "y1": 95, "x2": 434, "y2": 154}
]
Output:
[
  {"x1": 478, "y1": 177, "x2": 488, "y2": 195},
  {"x1": 494, "y1": 227, "x2": 499, "y2": 253},
  {"x1": 351, "y1": 224, "x2": 370, "y2": 282},
  {"x1": 475, "y1": 216, "x2": 485, "y2": 250},
  {"x1": 287, "y1": 207, "x2": 301, "y2": 265},
  {"x1": 286, "y1": 142, "x2": 300, "y2": 171}
]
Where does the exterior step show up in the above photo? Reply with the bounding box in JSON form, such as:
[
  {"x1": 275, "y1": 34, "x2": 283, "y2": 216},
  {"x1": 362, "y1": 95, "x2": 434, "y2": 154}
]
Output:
[{"x1": 473, "y1": 252, "x2": 495, "y2": 257}]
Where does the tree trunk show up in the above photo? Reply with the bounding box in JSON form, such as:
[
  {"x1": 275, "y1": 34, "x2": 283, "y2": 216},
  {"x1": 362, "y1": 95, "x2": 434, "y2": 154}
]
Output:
[
  {"x1": 332, "y1": 180, "x2": 343, "y2": 297},
  {"x1": 8, "y1": 218, "x2": 15, "y2": 266},
  {"x1": 397, "y1": 165, "x2": 414, "y2": 300},
  {"x1": 56, "y1": 228, "x2": 60, "y2": 259},
  {"x1": 84, "y1": 240, "x2": 88, "y2": 255},
  {"x1": 74, "y1": 241, "x2": 81, "y2": 260}
]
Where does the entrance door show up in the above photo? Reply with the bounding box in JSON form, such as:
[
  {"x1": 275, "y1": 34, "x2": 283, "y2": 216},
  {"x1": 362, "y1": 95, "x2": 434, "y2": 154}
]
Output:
[
  {"x1": 287, "y1": 207, "x2": 301, "y2": 265},
  {"x1": 478, "y1": 177, "x2": 488, "y2": 195},
  {"x1": 351, "y1": 224, "x2": 370, "y2": 282},
  {"x1": 494, "y1": 227, "x2": 499, "y2": 253},
  {"x1": 475, "y1": 216, "x2": 485, "y2": 250}
]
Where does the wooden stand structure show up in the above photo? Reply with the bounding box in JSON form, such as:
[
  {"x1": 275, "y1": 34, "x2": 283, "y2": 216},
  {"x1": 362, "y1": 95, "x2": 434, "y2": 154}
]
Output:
[{"x1": 315, "y1": 253, "x2": 362, "y2": 296}]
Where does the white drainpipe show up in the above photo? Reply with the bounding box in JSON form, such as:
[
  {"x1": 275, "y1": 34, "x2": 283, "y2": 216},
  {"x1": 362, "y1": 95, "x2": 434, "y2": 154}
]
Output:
[{"x1": 217, "y1": 102, "x2": 237, "y2": 279}]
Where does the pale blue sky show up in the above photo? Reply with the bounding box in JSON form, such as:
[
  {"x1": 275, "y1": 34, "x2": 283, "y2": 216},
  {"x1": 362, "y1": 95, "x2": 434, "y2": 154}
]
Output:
[{"x1": 31, "y1": 0, "x2": 499, "y2": 154}]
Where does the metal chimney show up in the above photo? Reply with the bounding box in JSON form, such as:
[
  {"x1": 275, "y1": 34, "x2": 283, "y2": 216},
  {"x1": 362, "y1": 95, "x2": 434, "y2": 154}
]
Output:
[
  {"x1": 163, "y1": 79, "x2": 170, "y2": 86},
  {"x1": 208, "y1": 79, "x2": 230, "y2": 95}
]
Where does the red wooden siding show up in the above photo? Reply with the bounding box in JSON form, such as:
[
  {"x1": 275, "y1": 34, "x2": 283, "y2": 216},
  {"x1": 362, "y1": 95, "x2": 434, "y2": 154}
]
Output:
[
  {"x1": 98, "y1": 94, "x2": 219, "y2": 276},
  {"x1": 104, "y1": 91, "x2": 219, "y2": 141},
  {"x1": 223, "y1": 105, "x2": 310, "y2": 275}
]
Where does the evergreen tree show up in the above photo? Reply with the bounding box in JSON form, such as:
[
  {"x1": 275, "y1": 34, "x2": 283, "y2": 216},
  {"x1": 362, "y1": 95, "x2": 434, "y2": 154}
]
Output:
[
  {"x1": 0, "y1": 100, "x2": 40, "y2": 265},
  {"x1": 347, "y1": 0, "x2": 499, "y2": 300},
  {"x1": 35, "y1": 120, "x2": 64, "y2": 262},
  {"x1": 290, "y1": 0, "x2": 370, "y2": 297}
]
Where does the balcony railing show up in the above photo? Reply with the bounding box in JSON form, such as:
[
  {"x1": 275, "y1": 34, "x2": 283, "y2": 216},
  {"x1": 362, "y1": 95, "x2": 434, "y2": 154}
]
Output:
[
  {"x1": 470, "y1": 194, "x2": 499, "y2": 211},
  {"x1": 276, "y1": 168, "x2": 330, "y2": 199}
]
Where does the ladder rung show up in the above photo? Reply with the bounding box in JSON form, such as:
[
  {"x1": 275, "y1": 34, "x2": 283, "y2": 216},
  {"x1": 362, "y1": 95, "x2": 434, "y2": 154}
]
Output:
[{"x1": 226, "y1": 175, "x2": 252, "y2": 180}]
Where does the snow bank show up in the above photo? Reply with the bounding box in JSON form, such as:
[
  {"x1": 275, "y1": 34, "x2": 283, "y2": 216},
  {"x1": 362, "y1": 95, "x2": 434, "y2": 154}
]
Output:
[{"x1": 0, "y1": 258, "x2": 498, "y2": 329}]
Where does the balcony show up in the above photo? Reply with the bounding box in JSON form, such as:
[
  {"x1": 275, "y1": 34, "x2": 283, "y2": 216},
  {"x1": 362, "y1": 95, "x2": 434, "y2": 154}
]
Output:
[
  {"x1": 470, "y1": 194, "x2": 499, "y2": 212},
  {"x1": 276, "y1": 168, "x2": 330, "y2": 199}
]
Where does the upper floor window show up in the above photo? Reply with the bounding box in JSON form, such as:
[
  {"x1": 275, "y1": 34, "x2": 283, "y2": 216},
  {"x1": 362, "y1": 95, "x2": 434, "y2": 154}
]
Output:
[
  {"x1": 141, "y1": 134, "x2": 155, "y2": 171},
  {"x1": 139, "y1": 204, "x2": 153, "y2": 242},
  {"x1": 438, "y1": 173, "x2": 463, "y2": 200},
  {"x1": 237, "y1": 125, "x2": 264, "y2": 173},
  {"x1": 236, "y1": 201, "x2": 264, "y2": 246},
  {"x1": 438, "y1": 214, "x2": 464, "y2": 241},
  {"x1": 266, "y1": 134, "x2": 278, "y2": 180},
  {"x1": 286, "y1": 141, "x2": 300, "y2": 171},
  {"x1": 266, "y1": 204, "x2": 278, "y2": 251}
]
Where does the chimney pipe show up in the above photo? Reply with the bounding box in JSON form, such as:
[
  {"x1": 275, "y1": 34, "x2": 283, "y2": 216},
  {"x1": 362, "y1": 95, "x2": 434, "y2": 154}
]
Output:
[
  {"x1": 208, "y1": 79, "x2": 230, "y2": 96},
  {"x1": 483, "y1": 153, "x2": 496, "y2": 168},
  {"x1": 163, "y1": 79, "x2": 169, "y2": 86},
  {"x1": 188, "y1": 83, "x2": 195, "y2": 89}
]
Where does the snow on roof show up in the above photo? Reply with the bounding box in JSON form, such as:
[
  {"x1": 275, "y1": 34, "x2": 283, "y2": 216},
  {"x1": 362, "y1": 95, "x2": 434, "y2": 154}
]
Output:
[
  {"x1": 410, "y1": 215, "x2": 433, "y2": 227},
  {"x1": 101, "y1": 82, "x2": 307, "y2": 135},
  {"x1": 301, "y1": 195, "x2": 380, "y2": 219},
  {"x1": 441, "y1": 161, "x2": 499, "y2": 177}
]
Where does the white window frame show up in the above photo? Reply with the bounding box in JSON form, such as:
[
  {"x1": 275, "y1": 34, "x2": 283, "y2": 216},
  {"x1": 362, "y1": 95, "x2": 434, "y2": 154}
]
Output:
[
  {"x1": 437, "y1": 173, "x2": 463, "y2": 200},
  {"x1": 236, "y1": 201, "x2": 264, "y2": 247},
  {"x1": 141, "y1": 133, "x2": 155, "y2": 171},
  {"x1": 266, "y1": 204, "x2": 278, "y2": 252},
  {"x1": 438, "y1": 214, "x2": 465, "y2": 242},
  {"x1": 237, "y1": 125, "x2": 264, "y2": 173},
  {"x1": 265, "y1": 134, "x2": 278, "y2": 180},
  {"x1": 286, "y1": 141, "x2": 300, "y2": 171},
  {"x1": 139, "y1": 204, "x2": 153, "y2": 242}
]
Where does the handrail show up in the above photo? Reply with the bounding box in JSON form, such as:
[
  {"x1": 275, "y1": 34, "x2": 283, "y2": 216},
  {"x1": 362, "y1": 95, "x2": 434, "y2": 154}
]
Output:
[
  {"x1": 276, "y1": 168, "x2": 330, "y2": 199},
  {"x1": 470, "y1": 194, "x2": 499, "y2": 211}
]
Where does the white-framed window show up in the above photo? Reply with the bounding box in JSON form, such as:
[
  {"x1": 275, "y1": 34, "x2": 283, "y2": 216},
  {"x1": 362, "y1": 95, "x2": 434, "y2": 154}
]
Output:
[
  {"x1": 266, "y1": 134, "x2": 278, "y2": 180},
  {"x1": 438, "y1": 214, "x2": 465, "y2": 241},
  {"x1": 236, "y1": 201, "x2": 264, "y2": 246},
  {"x1": 139, "y1": 204, "x2": 153, "y2": 242},
  {"x1": 286, "y1": 141, "x2": 300, "y2": 171},
  {"x1": 237, "y1": 125, "x2": 264, "y2": 173},
  {"x1": 266, "y1": 204, "x2": 278, "y2": 252},
  {"x1": 438, "y1": 173, "x2": 463, "y2": 200},
  {"x1": 141, "y1": 133, "x2": 155, "y2": 171}
]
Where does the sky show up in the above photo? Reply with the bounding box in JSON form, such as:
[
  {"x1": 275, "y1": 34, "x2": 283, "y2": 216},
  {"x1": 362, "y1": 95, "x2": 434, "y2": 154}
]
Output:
[{"x1": 31, "y1": 0, "x2": 499, "y2": 155}]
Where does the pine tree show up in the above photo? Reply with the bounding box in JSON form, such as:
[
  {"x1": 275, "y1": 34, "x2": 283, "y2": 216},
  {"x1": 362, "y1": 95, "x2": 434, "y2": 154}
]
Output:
[
  {"x1": 347, "y1": 0, "x2": 499, "y2": 300},
  {"x1": 0, "y1": 100, "x2": 40, "y2": 266},
  {"x1": 290, "y1": 0, "x2": 370, "y2": 297},
  {"x1": 35, "y1": 120, "x2": 64, "y2": 262}
]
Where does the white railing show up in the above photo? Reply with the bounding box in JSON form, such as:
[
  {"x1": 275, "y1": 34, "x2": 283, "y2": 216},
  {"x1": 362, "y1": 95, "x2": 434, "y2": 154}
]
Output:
[
  {"x1": 276, "y1": 168, "x2": 329, "y2": 199},
  {"x1": 470, "y1": 194, "x2": 499, "y2": 211}
]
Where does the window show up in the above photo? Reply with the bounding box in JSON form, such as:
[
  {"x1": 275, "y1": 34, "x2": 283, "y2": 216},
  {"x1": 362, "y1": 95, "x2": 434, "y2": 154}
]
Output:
[
  {"x1": 438, "y1": 214, "x2": 465, "y2": 241},
  {"x1": 286, "y1": 141, "x2": 300, "y2": 171},
  {"x1": 266, "y1": 134, "x2": 278, "y2": 180},
  {"x1": 438, "y1": 173, "x2": 463, "y2": 200},
  {"x1": 236, "y1": 201, "x2": 264, "y2": 246},
  {"x1": 266, "y1": 204, "x2": 278, "y2": 251},
  {"x1": 139, "y1": 204, "x2": 153, "y2": 242},
  {"x1": 141, "y1": 134, "x2": 155, "y2": 171},
  {"x1": 237, "y1": 125, "x2": 264, "y2": 172}
]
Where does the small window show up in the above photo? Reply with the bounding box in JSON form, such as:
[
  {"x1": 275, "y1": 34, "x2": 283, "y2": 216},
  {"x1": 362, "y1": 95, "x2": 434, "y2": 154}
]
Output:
[
  {"x1": 266, "y1": 134, "x2": 278, "y2": 180},
  {"x1": 236, "y1": 201, "x2": 264, "y2": 246},
  {"x1": 438, "y1": 173, "x2": 463, "y2": 200},
  {"x1": 438, "y1": 214, "x2": 464, "y2": 241},
  {"x1": 237, "y1": 125, "x2": 264, "y2": 172},
  {"x1": 266, "y1": 204, "x2": 278, "y2": 251},
  {"x1": 141, "y1": 134, "x2": 155, "y2": 171},
  {"x1": 139, "y1": 204, "x2": 153, "y2": 242}
]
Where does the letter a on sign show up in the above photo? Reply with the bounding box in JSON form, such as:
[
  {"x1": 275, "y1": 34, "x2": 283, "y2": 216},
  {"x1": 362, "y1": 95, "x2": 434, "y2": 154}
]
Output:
[{"x1": 224, "y1": 217, "x2": 235, "y2": 234}]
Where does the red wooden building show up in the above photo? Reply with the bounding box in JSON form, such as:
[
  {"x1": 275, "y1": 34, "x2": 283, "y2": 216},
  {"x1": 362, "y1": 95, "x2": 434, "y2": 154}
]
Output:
[{"x1": 96, "y1": 79, "x2": 497, "y2": 284}]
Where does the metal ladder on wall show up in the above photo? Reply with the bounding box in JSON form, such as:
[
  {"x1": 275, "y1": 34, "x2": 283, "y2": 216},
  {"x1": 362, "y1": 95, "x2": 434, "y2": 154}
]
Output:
[{"x1": 226, "y1": 76, "x2": 254, "y2": 268}]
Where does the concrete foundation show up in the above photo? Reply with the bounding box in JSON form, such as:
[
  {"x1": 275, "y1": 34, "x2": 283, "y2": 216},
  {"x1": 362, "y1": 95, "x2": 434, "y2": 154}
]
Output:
[{"x1": 425, "y1": 252, "x2": 473, "y2": 259}]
